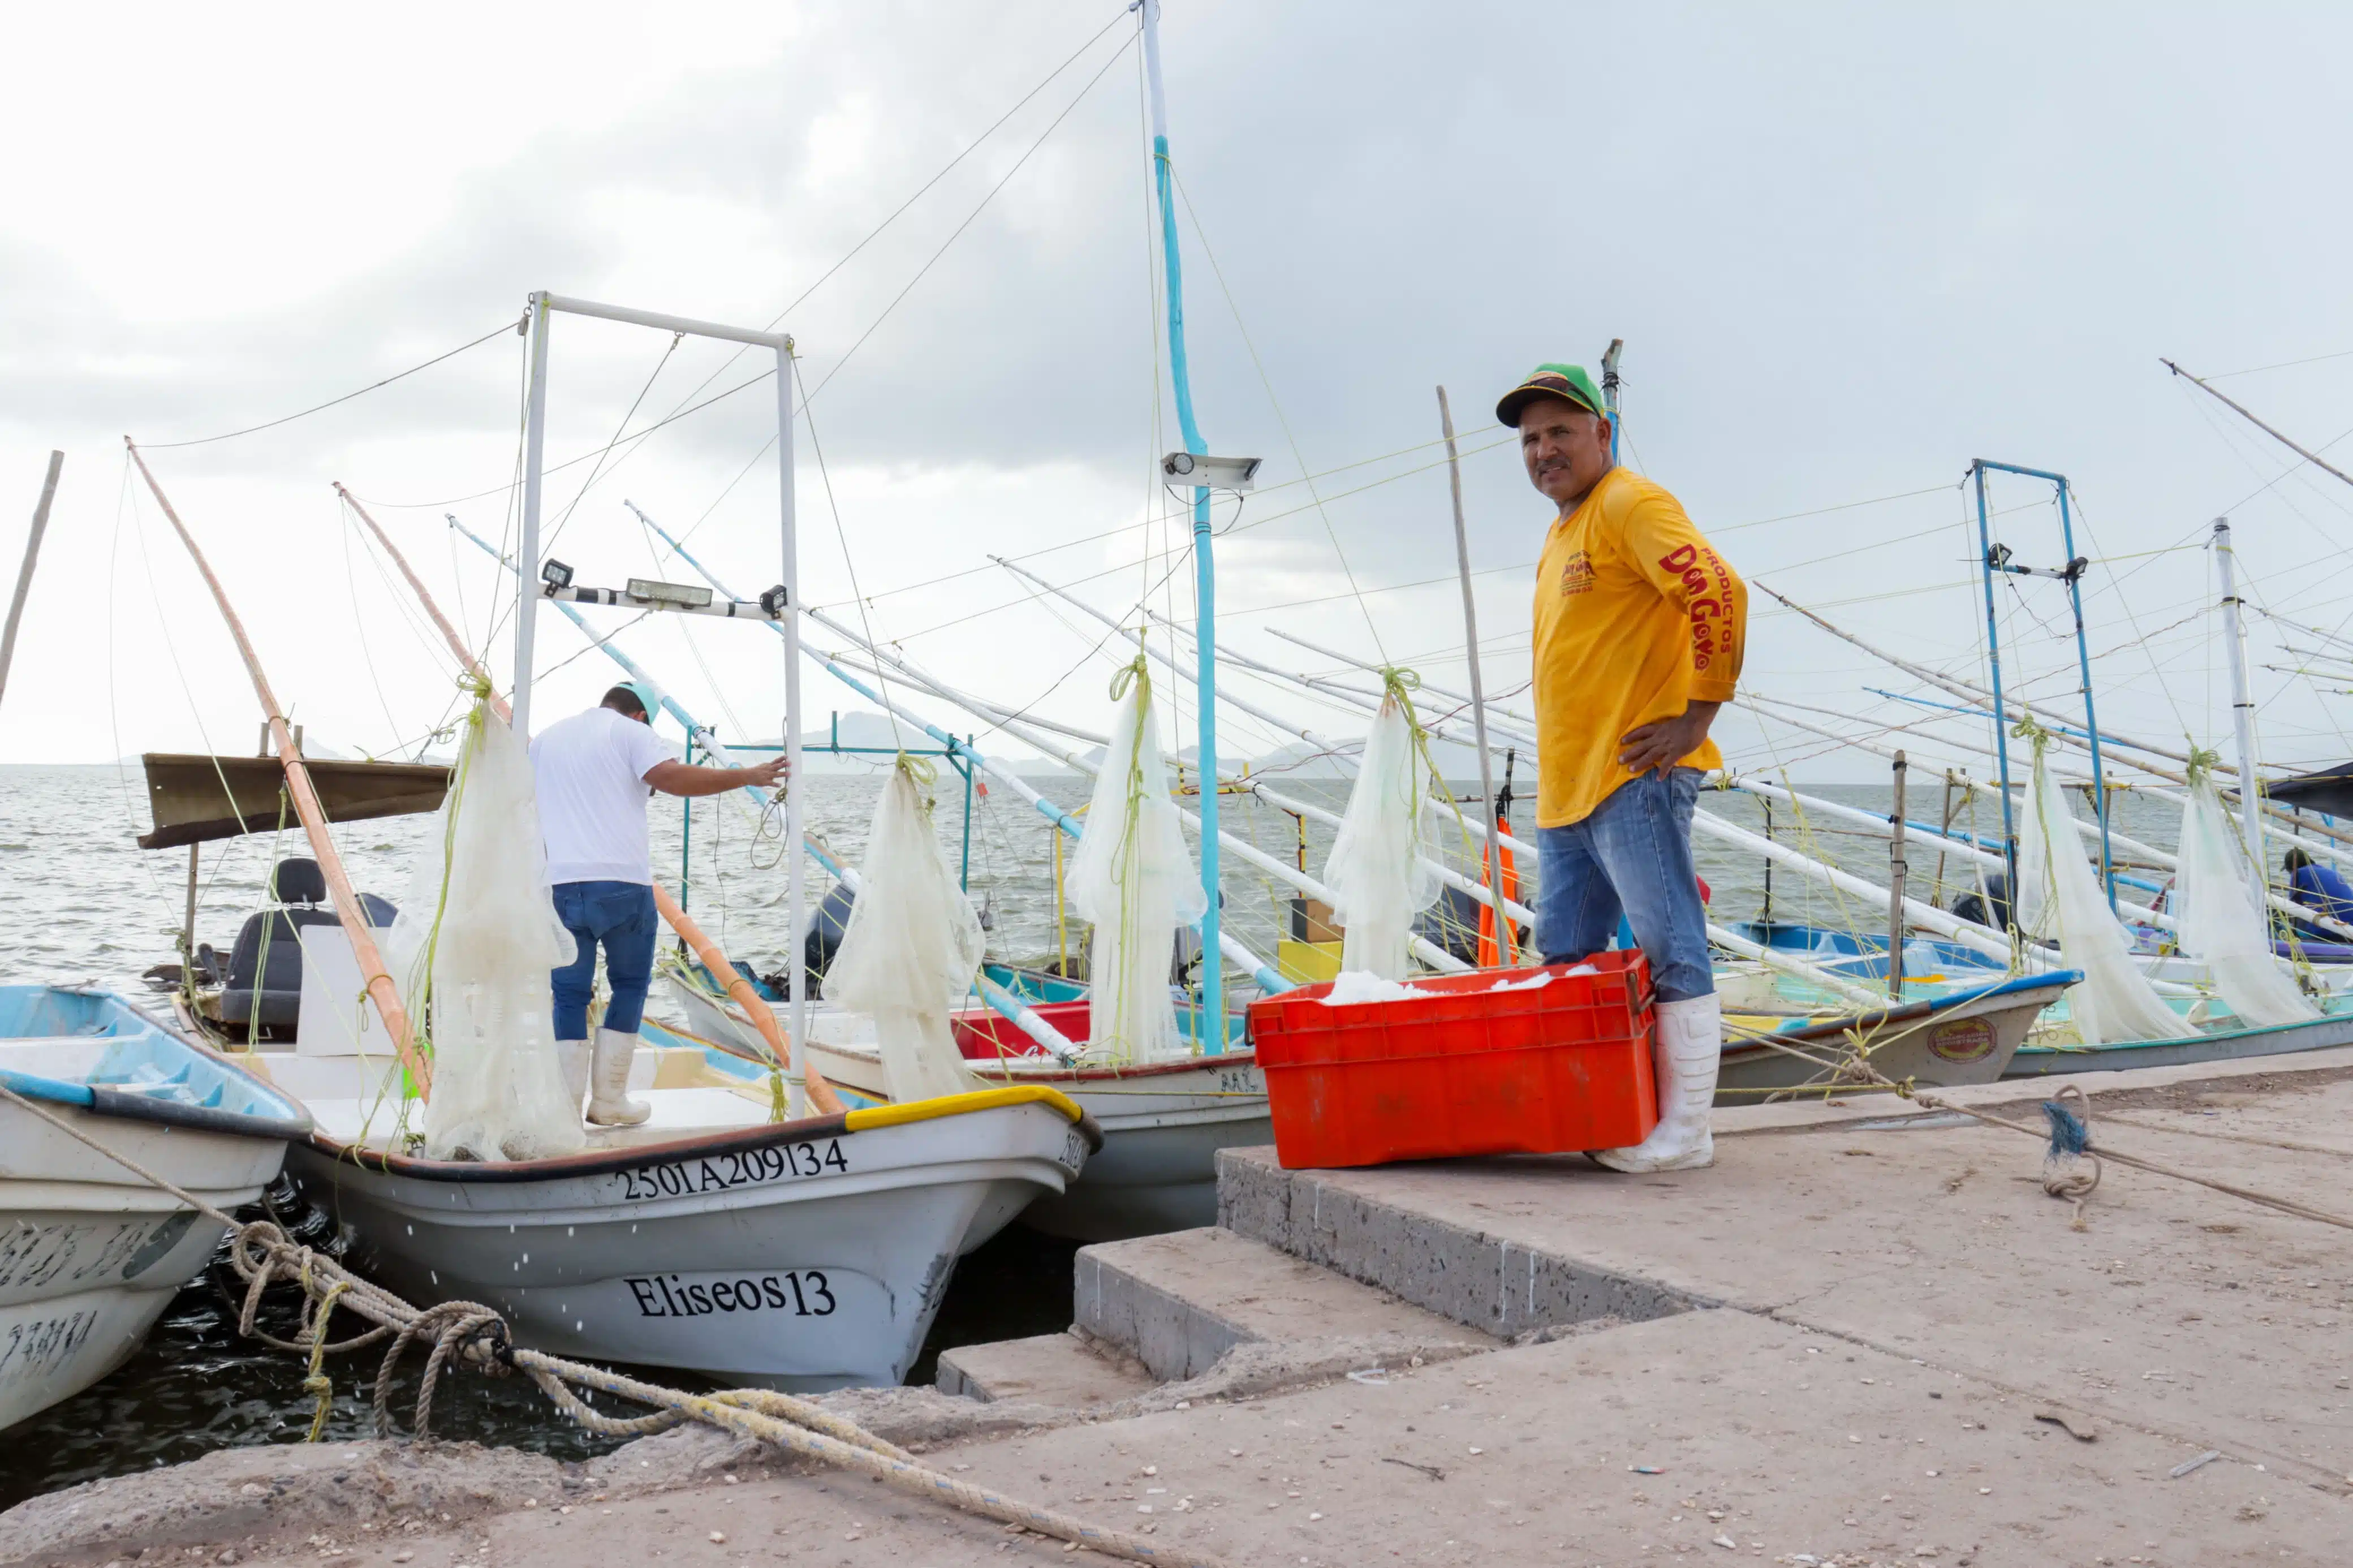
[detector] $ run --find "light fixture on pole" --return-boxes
[1160,452,1261,492]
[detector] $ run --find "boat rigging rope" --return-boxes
[0,1075,1233,1568]
[143,319,519,449]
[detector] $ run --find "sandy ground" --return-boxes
[27,1309,2342,1568]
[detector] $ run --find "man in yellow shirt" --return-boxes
[1498,363,1747,1172]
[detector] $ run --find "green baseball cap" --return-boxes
[1496,363,1607,428]
[606,680,663,721]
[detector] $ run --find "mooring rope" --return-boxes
[0,1078,1234,1568]
[1719,1020,2353,1233]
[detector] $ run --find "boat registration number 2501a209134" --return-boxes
[613,1139,852,1201]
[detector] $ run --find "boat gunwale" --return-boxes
[1757,970,2080,1048]
[299,1090,1102,1184]
[1,984,314,1141]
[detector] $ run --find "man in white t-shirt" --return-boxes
[531,681,786,1126]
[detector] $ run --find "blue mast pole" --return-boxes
[2053,477,2118,910]
[1140,0,1226,1052]
[1971,460,2018,913]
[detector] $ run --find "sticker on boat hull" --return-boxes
[1928,1016,1998,1063]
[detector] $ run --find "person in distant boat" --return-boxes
[1502,363,1748,1174]
[532,682,787,1126]
[2282,846,2353,941]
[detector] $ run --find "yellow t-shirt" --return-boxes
[1531,466,1746,829]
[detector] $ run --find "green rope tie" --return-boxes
[301,1275,352,1442]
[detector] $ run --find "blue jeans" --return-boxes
[550,880,658,1039]
[1535,768,1714,1002]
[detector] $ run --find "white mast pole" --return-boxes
[777,340,808,1116]
[512,292,551,737]
[2214,518,2269,916]
[1437,387,1513,962]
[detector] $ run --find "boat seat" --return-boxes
[271,857,329,906]
[216,907,344,1028]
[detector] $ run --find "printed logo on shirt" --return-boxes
[1559,550,1595,596]
[1660,542,1737,673]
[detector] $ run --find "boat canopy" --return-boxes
[136,752,450,849]
[2263,760,2353,820]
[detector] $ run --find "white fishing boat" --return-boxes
[662,967,1267,1240]
[117,284,1111,1393]
[1716,970,2075,1101]
[0,984,309,1432]
[252,1048,1093,1389]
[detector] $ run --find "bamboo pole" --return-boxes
[2163,358,2353,493]
[336,483,480,680]
[126,441,431,1096]
[341,481,843,1113]
[655,883,844,1115]
[0,450,63,710]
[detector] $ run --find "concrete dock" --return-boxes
[7,1048,2351,1567]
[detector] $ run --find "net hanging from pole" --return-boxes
[386,683,587,1161]
[2174,751,2317,1028]
[1067,656,1203,1064]
[2015,725,2191,1046]
[1321,686,1440,980]
[822,755,983,1102]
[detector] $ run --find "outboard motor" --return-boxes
[1412,882,1484,966]
[800,882,858,992]
[1950,872,2011,933]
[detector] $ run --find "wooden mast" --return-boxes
[127,440,432,1096]
[334,483,480,685]
[0,450,63,710]
[335,480,843,1114]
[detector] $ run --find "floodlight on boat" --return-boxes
[540,558,575,590]
[1161,451,1261,492]
[759,583,791,617]
[627,578,715,609]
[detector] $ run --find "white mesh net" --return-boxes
[387,692,587,1162]
[822,756,982,1103]
[2173,757,2315,1027]
[1321,690,1441,980]
[1067,660,1205,1065]
[2014,731,2191,1045]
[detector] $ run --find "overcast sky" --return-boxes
[7,1,2353,798]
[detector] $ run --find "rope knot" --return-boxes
[1107,651,1150,702]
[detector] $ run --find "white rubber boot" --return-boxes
[1592,993,1721,1173]
[556,1038,592,1114]
[586,1026,652,1127]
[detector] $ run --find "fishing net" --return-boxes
[2014,727,2191,1045]
[386,685,586,1162]
[2173,752,2315,1027]
[1067,657,1204,1064]
[1322,684,1441,979]
[822,755,981,1103]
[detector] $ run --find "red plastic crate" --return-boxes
[1246,951,1658,1169]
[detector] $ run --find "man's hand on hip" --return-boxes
[1619,700,1721,777]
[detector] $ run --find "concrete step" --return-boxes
[934,1331,1156,1407]
[1074,1225,1498,1383]
[1217,1143,1697,1339]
